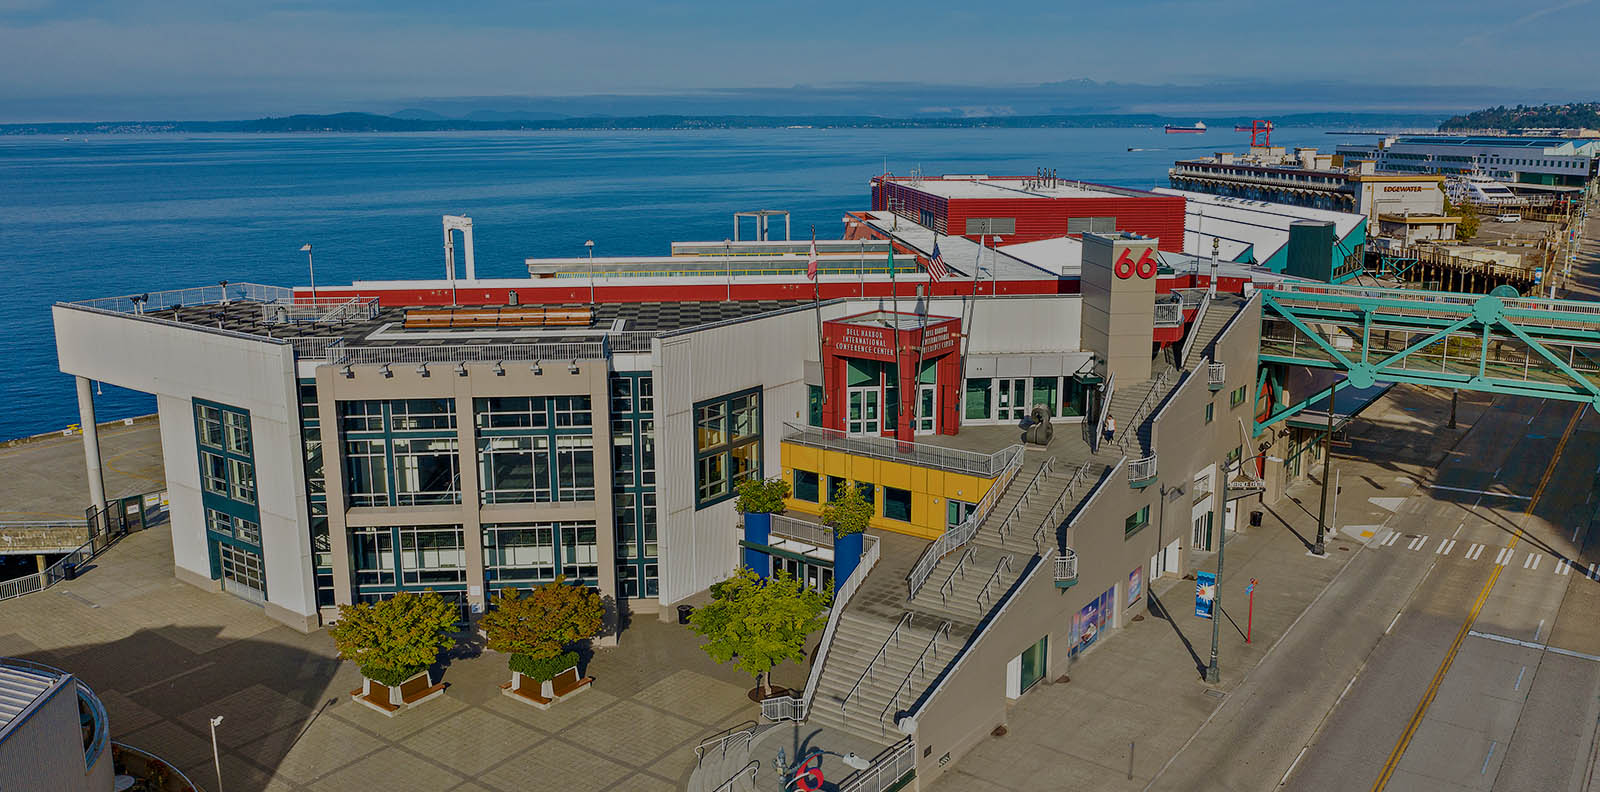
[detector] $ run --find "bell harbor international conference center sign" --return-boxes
[1195,570,1216,619]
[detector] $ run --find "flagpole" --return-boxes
[811,227,826,409]
[914,235,932,436]
[889,240,902,440]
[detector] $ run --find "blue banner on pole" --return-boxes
[1196,570,1216,620]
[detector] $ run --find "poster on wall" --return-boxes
[1128,566,1143,608]
[1195,570,1216,619]
[1070,587,1116,657]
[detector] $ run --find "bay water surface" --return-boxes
[0,126,1353,439]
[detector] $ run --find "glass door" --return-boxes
[947,499,975,529]
[847,387,881,436]
[218,542,267,603]
[996,378,1028,421]
[1019,635,1048,694]
[915,383,937,434]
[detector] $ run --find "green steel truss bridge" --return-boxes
[1256,281,1600,433]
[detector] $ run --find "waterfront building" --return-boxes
[0,658,113,792]
[1334,135,1600,189]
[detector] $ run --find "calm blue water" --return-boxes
[0,126,1351,440]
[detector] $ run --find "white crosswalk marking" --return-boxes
[1525,553,1541,570]
[1496,548,1514,566]
[1436,539,1456,555]
[1558,560,1573,576]
[1383,532,1402,547]
[1589,562,1599,580]
[1466,543,1485,561]
[1408,535,1429,551]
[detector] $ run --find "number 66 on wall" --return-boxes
[1114,248,1158,280]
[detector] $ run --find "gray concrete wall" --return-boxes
[52,305,316,631]
[0,679,109,792]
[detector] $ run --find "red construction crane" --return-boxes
[1232,119,1274,147]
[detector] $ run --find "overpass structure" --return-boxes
[1255,281,1600,433]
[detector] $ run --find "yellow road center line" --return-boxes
[1371,405,1582,790]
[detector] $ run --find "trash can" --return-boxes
[62,561,78,581]
[677,605,694,625]
[1249,510,1263,528]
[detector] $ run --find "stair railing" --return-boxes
[841,612,912,714]
[906,445,1025,600]
[976,555,1013,612]
[936,547,975,605]
[800,535,880,718]
[1030,458,1098,552]
[1180,291,1214,367]
[994,457,1055,544]
[1115,368,1173,455]
[1092,373,1115,452]
[878,622,952,736]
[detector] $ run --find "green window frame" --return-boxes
[1125,505,1150,537]
[1205,403,1214,424]
[1230,385,1248,408]
[794,470,820,503]
[694,387,762,509]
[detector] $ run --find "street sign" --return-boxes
[1245,579,1257,595]
[1195,570,1216,619]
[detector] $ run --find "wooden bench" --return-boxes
[500,667,594,710]
[348,672,445,717]
[550,666,594,700]
[500,675,554,709]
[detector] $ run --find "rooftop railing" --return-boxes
[782,423,1021,479]
[70,282,293,314]
[767,513,835,549]
[1154,297,1184,328]
[288,336,346,360]
[336,340,606,366]
[259,295,380,325]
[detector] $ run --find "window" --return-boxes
[613,420,635,486]
[476,397,548,429]
[1125,505,1150,537]
[694,388,762,508]
[483,523,556,583]
[826,475,847,502]
[390,398,455,430]
[965,378,991,420]
[1031,378,1058,415]
[196,404,224,448]
[858,482,876,511]
[227,458,256,504]
[475,398,595,505]
[561,522,600,580]
[638,377,654,414]
[794,470,820,503]
[206,508,232,537]
[399,525,467,584]
[1205,403,1214,424]
[1227,446,1242,466]
[639,420,655,486]
[884,486,912,522]
[339,400,384,432]
[234,517,261,545]
[554,396,593,428]
[351,526,395,585]
[393,437,460,505]
[223,411,252,455]
[610,377,633,415]
[556,435,596,501]
[1230,385,1248,408]
[479,435,549,504]
[807,385,824,427]
[344,439,389,507]
[201,452,229,495]
[303,431,325,495]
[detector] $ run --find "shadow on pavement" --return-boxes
[1147,589,1206,679]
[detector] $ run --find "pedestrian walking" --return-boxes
[1104,415,1116,442]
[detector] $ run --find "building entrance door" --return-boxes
[915,383,937,435]
[847,386,881,436]
[1019,635,1048,693]
[997,378,1028,421]
[217,542,267,604]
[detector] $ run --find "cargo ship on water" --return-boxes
[1164,121,1206,134]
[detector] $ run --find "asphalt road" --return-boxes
[1286,396,1600,792]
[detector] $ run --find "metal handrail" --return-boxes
[783,422,1022,478]
[767,514,835,549]
[905,445,1026,600]
[337,340,606,365]
[995,458,1055,544]
[977,555,1013,612]
[695,720,759,765]
[842,612,912,714]
[1114,368,1174,454]
[1154,296,1184,327]
[69,282,294,314]
[1093,373,1115,452]
[801,535,880,717]
[936,548,975,604]
[838,737,917,792]
[1031,459,1097,552]
[1208,361,1227,386]
[879,622,952,735]
[712,761,760,792]
[1055,550,1078,584]
[0,489,168,602]
[1180,291,1214,366]
[760,695,806,722]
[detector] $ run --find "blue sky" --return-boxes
[0,0,1594,120]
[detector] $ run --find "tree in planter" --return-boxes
[689,566,830,698]
[821,481,873,589]
[736,476,791,576]
[479,577,605,681]
[329,589,459,687]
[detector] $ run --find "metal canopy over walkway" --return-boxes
[1256,282,1600,429]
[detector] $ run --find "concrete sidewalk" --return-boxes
[927,384,1489,791]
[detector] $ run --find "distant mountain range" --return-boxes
[1439,102,1600,131]
[0,110,1451,136]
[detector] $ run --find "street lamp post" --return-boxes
[300,244,316,302]
[1314,383,1337,556]
[584,240,596,306]
[1206,472,1226,683]
[209,715,224,792]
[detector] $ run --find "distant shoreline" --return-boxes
[0,111,1448,136]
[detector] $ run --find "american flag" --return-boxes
[807,238,818,280]
[926,241,949,282]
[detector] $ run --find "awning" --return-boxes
[1287,381,1394,430]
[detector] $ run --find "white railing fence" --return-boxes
[1154,296,1184,327]
[879,622,952,736]
[1208,361,1227,387]
[760,695,806,722]
[993,458,1055,544]
[976,555,1013,612]
[842,613,912,714]
[839,736,917,792]
[783,423,1021,478]
[799,534,880,718]
[337,341,606,366]
[1180,291,1214,366]
[694,721,760,767]
[905,445,1026,600]
[1128,455,1158,483]
[1093,373,1115,453]
[1055,549,1078,584]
